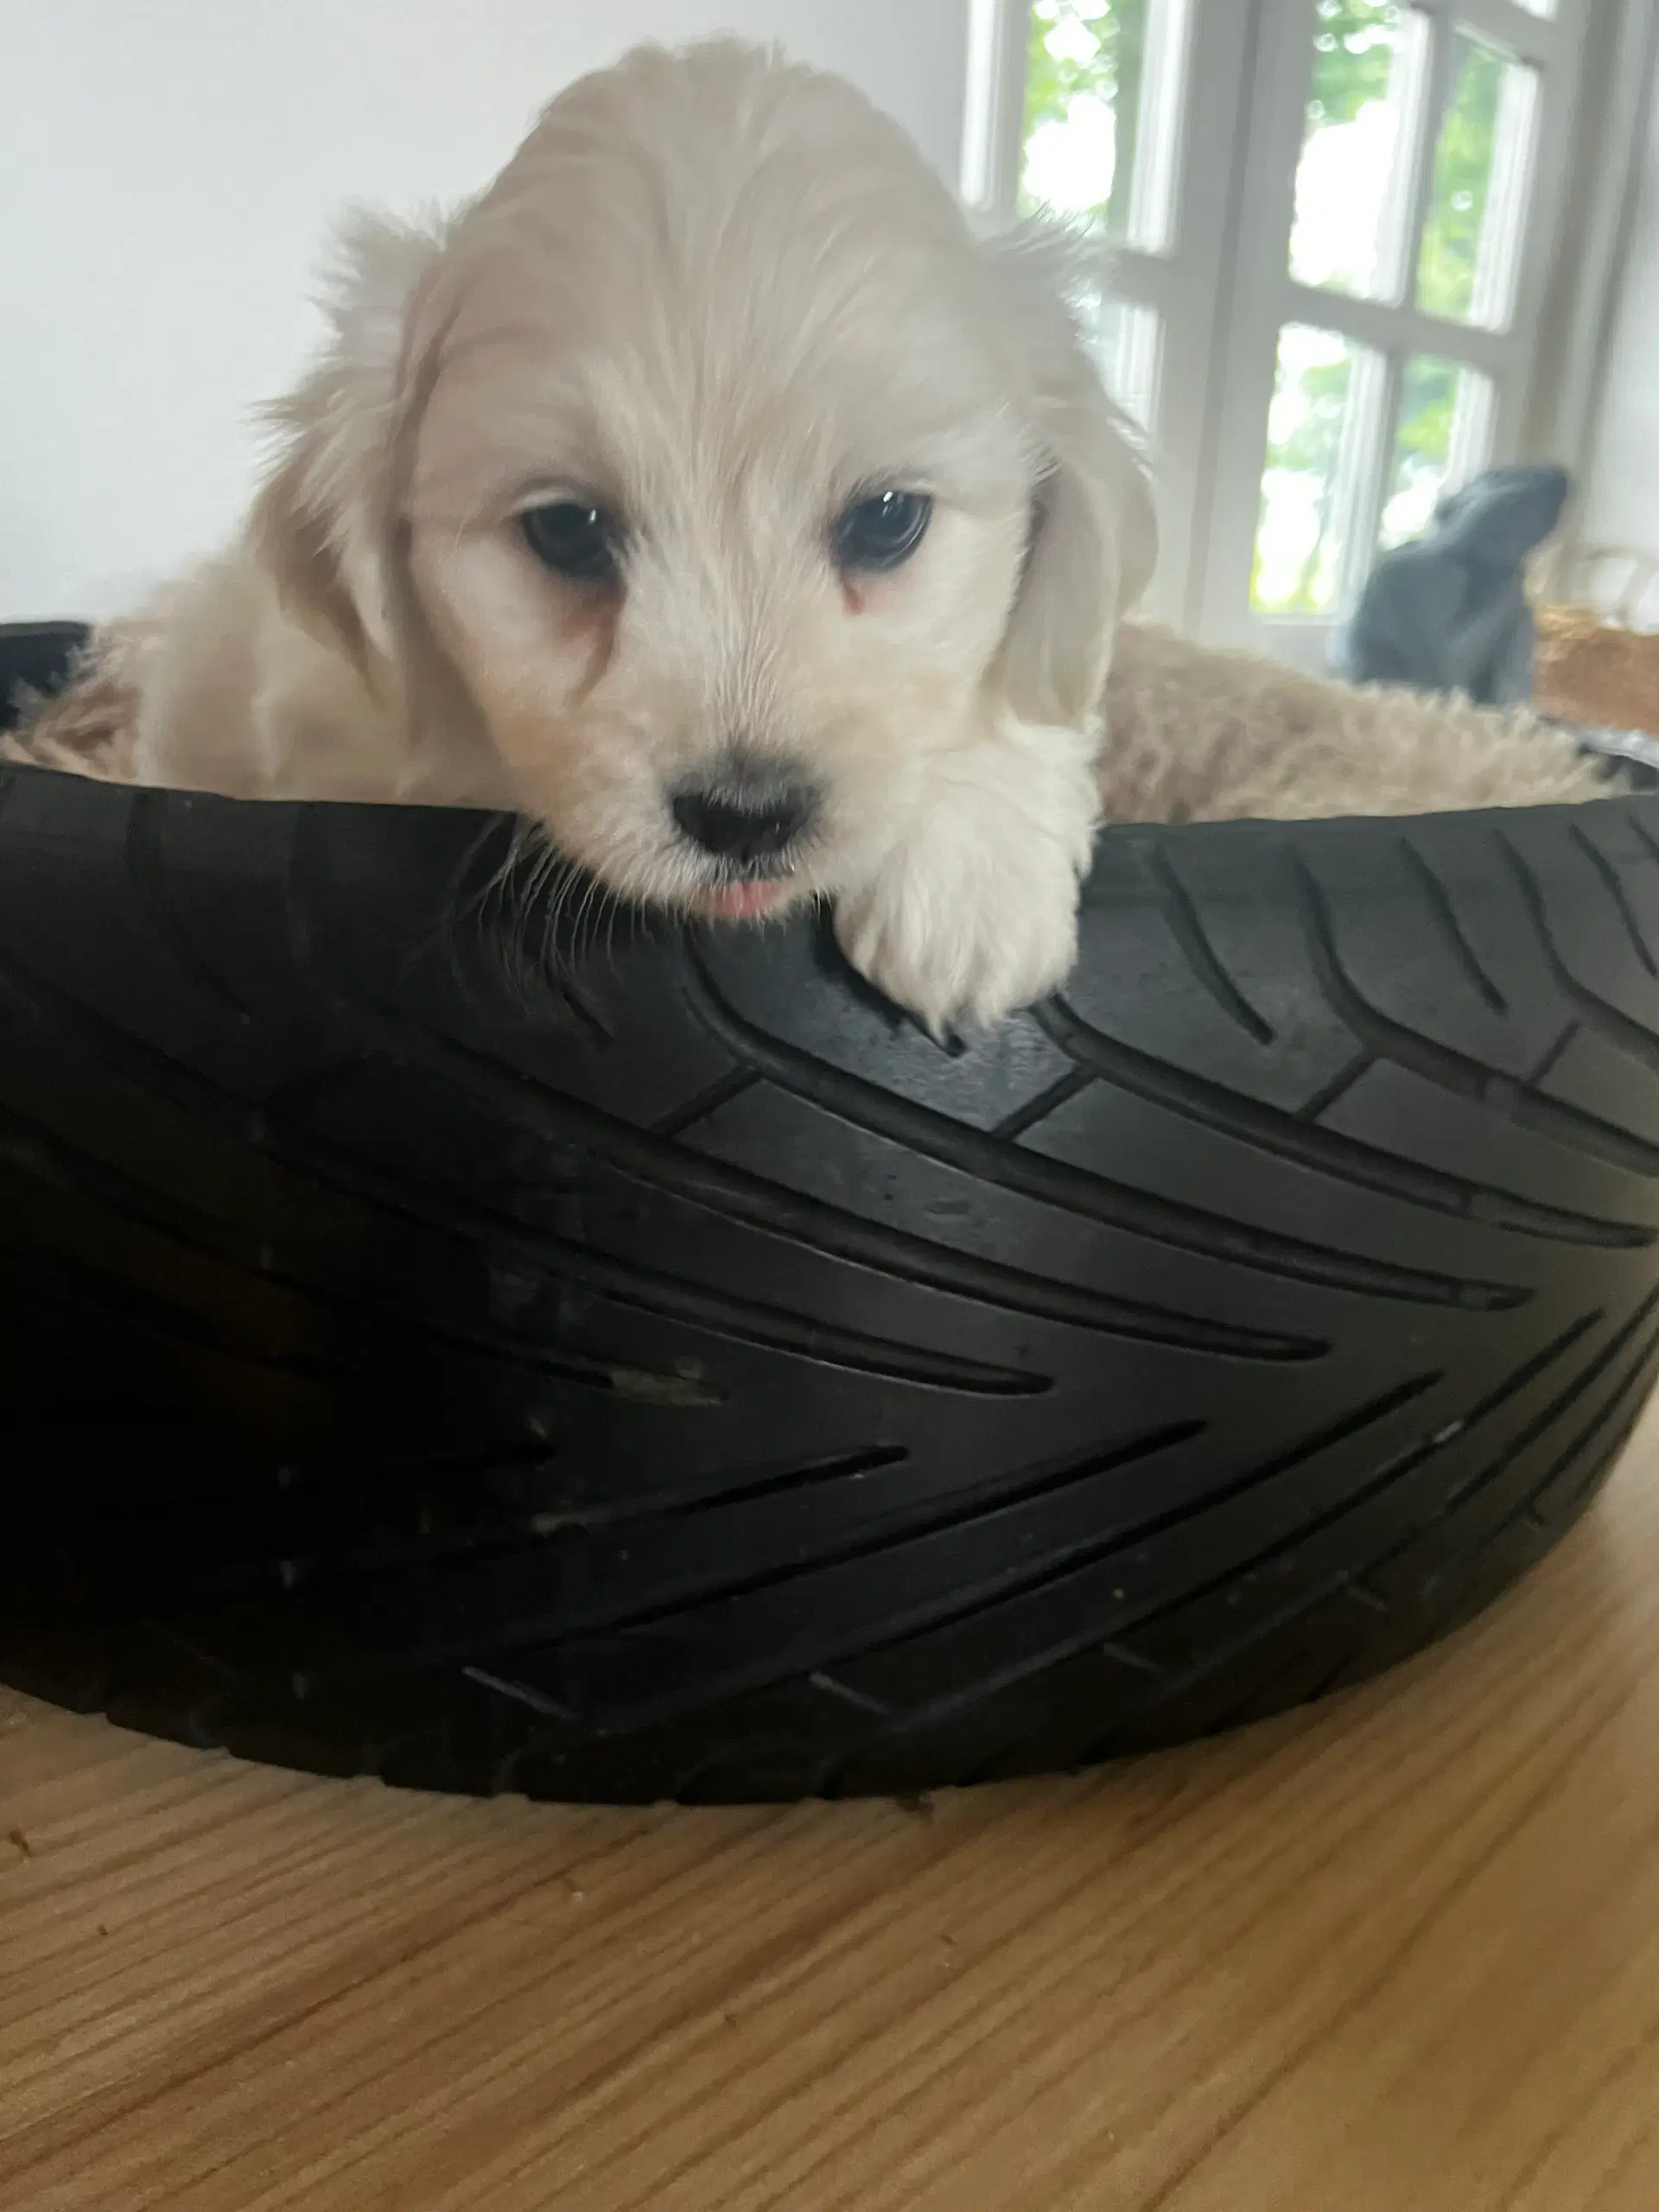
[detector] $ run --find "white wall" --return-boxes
[0,0,969,621]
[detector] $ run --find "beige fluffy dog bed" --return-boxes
[5,617,1613,823]
[1097,624,1610,821]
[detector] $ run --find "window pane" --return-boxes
[1021,0,1192,251]
[1416,30,1540,327]
[1377,356,1495,550]
[1288,2,1430,302]
[1252,325,1385,615]
[1090,299,1162,437]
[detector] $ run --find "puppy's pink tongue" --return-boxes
[701,882,785,921]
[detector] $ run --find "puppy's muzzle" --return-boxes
[671,767,818,873]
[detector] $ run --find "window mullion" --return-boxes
[1190,0,1319,641]
[1278,282,1519,378]
[1103,249,1182,312]
[1412,0,1560,68]
[1338,348,1402,612]
[1400,5,1456,321]
[960,0,1032,216]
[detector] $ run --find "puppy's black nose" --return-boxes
[671,776,817,868]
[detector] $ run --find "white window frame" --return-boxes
[964,0,1659,664]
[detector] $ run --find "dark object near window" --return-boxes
[1337,464,1571,707]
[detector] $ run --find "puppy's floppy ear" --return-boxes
[251,207,454,683]
[980,222,1158,728]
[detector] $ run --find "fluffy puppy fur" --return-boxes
[7,40,1609,1025]
[92,40,1157,1033]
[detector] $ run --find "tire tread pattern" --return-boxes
[3,713,1658,1800]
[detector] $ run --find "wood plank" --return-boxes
[6,1409,1659,2211]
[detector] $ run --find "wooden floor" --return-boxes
[6,1419,1659,2212]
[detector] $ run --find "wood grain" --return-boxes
[6,1410,1659,2212]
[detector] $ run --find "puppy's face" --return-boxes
[401,57,1040,919]
[268,45,1154,919]
[409,370,1030,924]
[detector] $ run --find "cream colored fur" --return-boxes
[5,40,1610,1032]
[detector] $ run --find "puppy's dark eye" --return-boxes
[520,500,622,584]
[832,489,932,574]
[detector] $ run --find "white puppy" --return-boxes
[111,39,1156,1033]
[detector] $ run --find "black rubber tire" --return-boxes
[4,654,1659,1801]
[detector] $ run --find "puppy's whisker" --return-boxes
[600,883,624,971]
[571,863,606,955]
[534,854,575,979]
[470,817,579,1009]
[419,812,528,979]
[526,849,572,963]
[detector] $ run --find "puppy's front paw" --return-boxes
[836,856,1081,1034]
[834,722,1097,1033]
